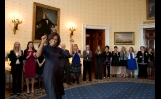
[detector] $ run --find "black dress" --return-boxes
[42,45,71,99]
[147,52,154,68]
[36,55,45,75]
[111,51,120,66]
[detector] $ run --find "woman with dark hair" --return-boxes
[103,45,111,78]
[24,41,37,93]
[136,46,149,78]
[36,43,45,89]
[147,48,154,76]
[36,32,71,99]
[111,46,120,77]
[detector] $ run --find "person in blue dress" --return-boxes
[127,47,137,78]
[36,32,71,99]
[70,40,81,84]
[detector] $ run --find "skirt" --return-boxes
[70,63,81,77]
[127,59,137,70]
[119,60,127,67]
[148,61,154,68]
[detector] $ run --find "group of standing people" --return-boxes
[9,41,45,96]
[95,45,154,79]
[8,32,82,99]
[8,32,154,99]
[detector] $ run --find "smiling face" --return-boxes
[49,35,58,46]
[73,44,78,50]
[14,42,20,49]
[114,47,117,51]
[86,45,89,50]
[28,42,34,49]
[140,46,145,51]
[105,47,109,52]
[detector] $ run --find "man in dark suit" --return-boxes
[36,13,54,39]
[136,46,149,78]
[59,44,72,85]
[83,45,92,81]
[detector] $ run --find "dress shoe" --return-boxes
[17,93,21,96]
[10,93,15,96]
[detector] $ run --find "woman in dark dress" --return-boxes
[36,32,71,99]
[147,48,154,76]
[9,41,23,96]
[95,45,103,80]
[111,46,120,77]
[36,43,45,89]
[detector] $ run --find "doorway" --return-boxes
[144,28,155,52]
[144,28,155,76]
[86,29,105,73]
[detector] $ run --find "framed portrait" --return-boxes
[32,2,60,42]
[146,0,155,20]
[114,32,135,45]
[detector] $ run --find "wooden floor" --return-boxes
[5,70,155,97]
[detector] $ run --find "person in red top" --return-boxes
[24,41,37,93]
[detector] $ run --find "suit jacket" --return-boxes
[36,19,54,40]
[136,51,148,63]
[103,51,111,61]
[9,50,24,66]
[148,52,154,61]
[36,19,54,33]
[83,50,92,61]
[59,49,71,67]
[95,53,103,62]
[120,52,128,60]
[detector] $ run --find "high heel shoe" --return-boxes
[31,89,34,93]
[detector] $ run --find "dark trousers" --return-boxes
[138,64,147,78]
[95,61,102,79]
[104,65,110,77]
[83,60,92,81]
[11,64,23,93]
[60,65,71,84]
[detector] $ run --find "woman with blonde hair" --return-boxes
[70,40,81,84]
[119,46,128,78]
[95,45,103,79]
[9,41,24,96]
[127,47,137,78]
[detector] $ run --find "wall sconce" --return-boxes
[69,27,76,39]
[12,18,22,35]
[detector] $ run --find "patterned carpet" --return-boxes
[5,78,155,99]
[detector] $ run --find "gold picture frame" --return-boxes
[146,0,155,20]
[114,32,135,45]
[32,2,60,43]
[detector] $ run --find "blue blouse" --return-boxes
[72,50,81,63]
